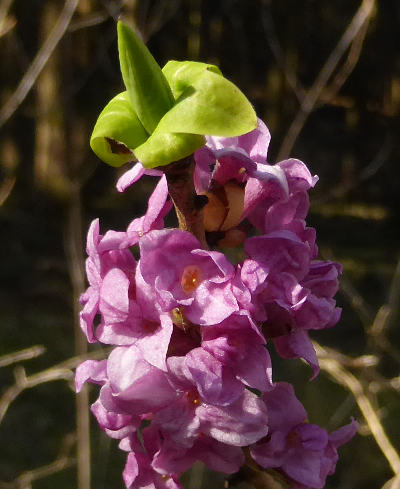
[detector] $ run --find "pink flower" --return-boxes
[250,383,358,489]
[138,229,239,325]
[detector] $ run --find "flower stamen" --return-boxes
[181,265,202,294]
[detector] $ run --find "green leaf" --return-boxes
[134,132,205,169]
[155,68,257,137]
[90,91,148,167]
[162,60,222,100]
[117,21,174,134]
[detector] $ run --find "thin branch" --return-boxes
[386,256,400,326]
[53,346,110,371]
[277,0,375,161]
[319,17,370,106]
[315,342,400,475]
[0,176,16,206]
[0,12,15,38]
[0,434,76,489]
[0,345,46,369]
[145,0,181,41]
[0,0,13,28]
[368,256,400,364]
[64,184,91,489]
[0,0,79,129]
[260,0,305,104]
[67,10,109,32]
[0,348,109,426]
[338,273,375,327]
[313,135,392,205]
[382,471,400,489]
[0,365,73,425]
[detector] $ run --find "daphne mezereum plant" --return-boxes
[75,21,358,489]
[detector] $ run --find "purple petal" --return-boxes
[79,288,99,343]
[116,162,162,193]
[99,268,130,324]
[329,418,358,448]
[185,348,244,406]
[193,146,214,194]
[75,359,107,392]
[274,330,320,378]
[107,346,177,415]
[153,396,200,448]
[123,452,139,488]
[98,230,127,253]
[187,281,238,325]
[262,383,307,433]
[277,159,318,193]
[250,431,287,468]
[86,218,101,256]
[238,118,271,163]
[193,437,245,474]
[91,399,139,439]
[296,423,328,451]
[283,449,324,489]
[197,389,268,446]
[137,314,173,371]
[245,231,311,280]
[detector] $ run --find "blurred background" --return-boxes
[0,0,399,488]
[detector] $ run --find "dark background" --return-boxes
[0,1,399,488]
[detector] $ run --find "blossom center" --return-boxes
[181,265,202,294]
[286,430,301,448]
[186,389,200,405]
[142,320,159,333]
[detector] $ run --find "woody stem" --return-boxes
[164,154,208,249]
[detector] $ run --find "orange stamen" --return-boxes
[181,265,202,294]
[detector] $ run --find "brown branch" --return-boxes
[0,0,15,38]
[313,136,392,205]
[0,433,76,489]
[368,256,400,364]
[0,347,109,426]
[382,472,400,489]
[0,345,45,369]
[0,365,73,425]
[164,155,208,248]
[67,10,109,32]
[0,0,79,128]
[277,0,375,161]
[64,182,90,489]
[319,17,370,106]
[260,1,305,104]
[315,342,400,475]
[0,0,13,27]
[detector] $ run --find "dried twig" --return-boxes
[0,347,108,426]
[64,184,91,489]
[0,365,73,425]
[368,256,400,364]
[277,0,375,161]
[382,471,400,489]
[68,10,109,32]
[0,0,15,38]
[315,342,400,475]
[0,345,45,369]
[260,0,305,104]
[0,0,13,28]
[0,0,79,128]
[386,256,400,329]
[0,433,76,489]
[313,135,392,205]
[319,16,370,106]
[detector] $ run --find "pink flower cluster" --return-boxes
[76,120,357,489]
